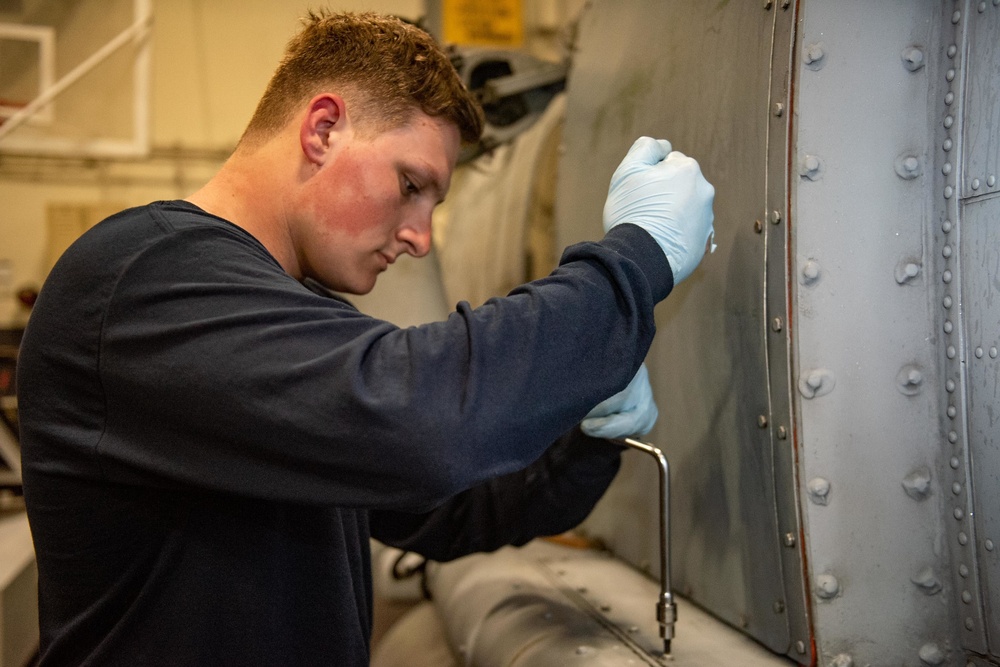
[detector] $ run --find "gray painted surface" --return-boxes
[555,0,806,660]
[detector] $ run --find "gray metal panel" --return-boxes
[939,0,994,658]
[960,4,1000,200]
[556,0,804,658]
[793,0,959,664]
[962,195,1000,657]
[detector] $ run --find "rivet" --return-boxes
[952,10,962,23]
[947,345,956,359]
[989,175,997,187]
[963,590,973,603]
[802,260,821,284]
[773,102,784,117]
[966,617,975,631]
[807,477,831,505]
[944,296,953,309]
[800,154,822,180]
[781,0,790,8]
[976,347,984,358]
[959,531,969,545]
[995,0,999,7]
[945,185,954,199]
[952,482,962,494]
[946,68,956,82]
[600,604,612,612]
[764,0,773,8]
[783,532,796,547]
[990,347,998,358]
[919,642,945,665]
[948,405,957,418]
[911,566,942,594]
[960,564,969,577]
[942,220,953,233]
[943,245,953,258]
[979,1,987,12]
[945,92,955,105]
[772,317,783,332]
[896,155,922,179]
[796,641,806,655]
[944,115,954,128]
[950,456,960,469]
[777,425,788,440]
[758,414,768,428]
[575,645,594,656]
[944,269,953,283]
[972,178,981,190]
[799,368,835,399]
[898,365,923,395]
[804,43,825,69]
[943,162,953,175]
[773,599,785,613]
[902,467,932,500]
[902,47,925,71]
[946,379,956,392]
[949,431,959,443]
[944,138,954,151]
[815,573,840,599]
[832,655,854,667]
[954,507,964,520]
[947,44,957,58]
[945,320,954,333]
[770,210,781,224]
[627,625,639,634]
[754,219,763,233]
[987,539,995,551]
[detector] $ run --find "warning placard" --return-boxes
[443,0,524,48]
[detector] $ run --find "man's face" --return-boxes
[293,112,460,294]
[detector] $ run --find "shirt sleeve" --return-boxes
[369,429,623,561]
[96,222,670,511]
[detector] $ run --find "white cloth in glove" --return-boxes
[603,136,716,284]
[581,363,658,439]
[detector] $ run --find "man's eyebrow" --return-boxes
[406,161,449,203]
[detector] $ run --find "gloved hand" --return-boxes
[603,136,716,284]
[581,363,658,439]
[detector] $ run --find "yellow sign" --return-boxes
[443,0,524,48]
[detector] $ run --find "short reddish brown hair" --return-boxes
[239,10,483,148]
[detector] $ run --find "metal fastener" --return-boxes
[754,219,763,233]
[757,415,768,428]
[773,102,784,117]
[771,317,783,332]
[803,43,825,69]
[777,426,788,440]
[807,477,831,505]
[773,600,785,613]
[902,47,925,71]
[987,539,995,551]
[800,154,822,180]
[902,467,932,500]
[815,573,839,599]
[770,210,781,224]
[783,532,796,547]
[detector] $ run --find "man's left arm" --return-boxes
[370,364,656,561]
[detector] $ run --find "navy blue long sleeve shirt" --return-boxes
[18,200,672,665]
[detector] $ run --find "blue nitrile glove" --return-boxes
[602,136,716,284]
[581,363,658,439]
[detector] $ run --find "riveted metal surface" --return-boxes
[949,9,1000,654]
[933,2,1000,664]
[960,2,1000,199]
[792,1,957,665]
[554,0,804,656]
[961,196,1000,657]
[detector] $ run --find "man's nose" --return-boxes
[397,213,433,258]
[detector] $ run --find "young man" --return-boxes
[17,11,714,666]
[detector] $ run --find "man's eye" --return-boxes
[403,177,419,195]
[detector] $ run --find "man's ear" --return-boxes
[300,93,348,165]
